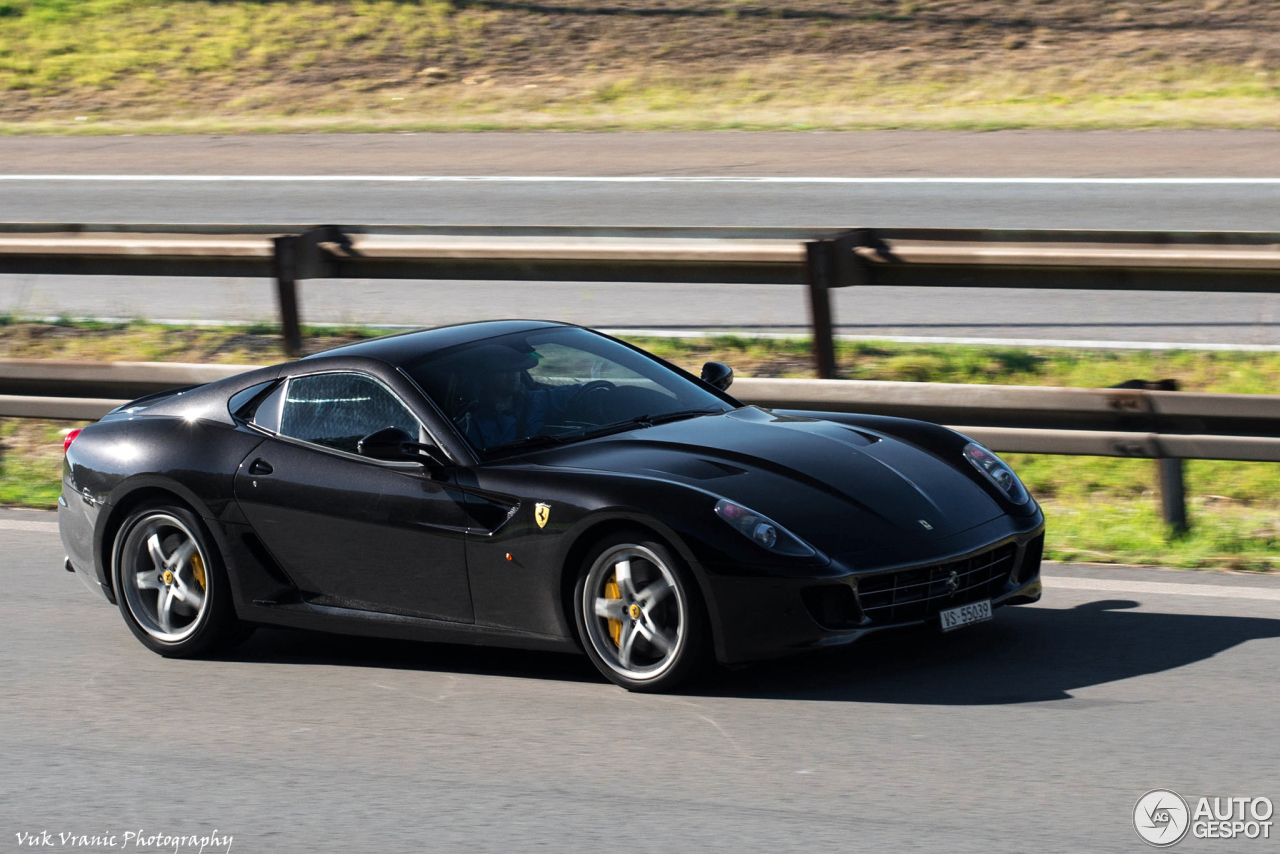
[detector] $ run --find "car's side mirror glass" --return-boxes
[358,427,447,467]
[701,361,734,391]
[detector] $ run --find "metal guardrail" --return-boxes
[3,223,1279,376]
[4,360,1279,462]
[0,394,126,420]
[0,359,255,402]
[7,359,1279,531]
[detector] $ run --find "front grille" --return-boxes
[857,543,1017,626]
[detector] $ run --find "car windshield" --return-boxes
[402,327,734,456]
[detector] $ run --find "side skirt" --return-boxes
[238,598,581,655]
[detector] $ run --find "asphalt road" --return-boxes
[3,131,1279,178]
[2,132,1279,344]
[2,509,1279,852]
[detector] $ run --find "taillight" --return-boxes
[63,428,83,455]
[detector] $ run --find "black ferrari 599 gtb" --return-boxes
[59,321,1044,692]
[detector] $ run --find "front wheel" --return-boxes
[573,531,710,692]
[112,502,252,657]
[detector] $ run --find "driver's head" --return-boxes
[471,345,540,405]
[485,368,522,399]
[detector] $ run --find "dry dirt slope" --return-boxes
[0,0,1276,129]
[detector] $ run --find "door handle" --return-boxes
[249,459,274,476]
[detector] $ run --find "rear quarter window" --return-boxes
[229,381,278,421]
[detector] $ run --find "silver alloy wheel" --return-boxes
[583,544,686,681]
[117,512,210,643]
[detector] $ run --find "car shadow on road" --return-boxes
[220,625,603,684]
[696,599,1280,704]
[214,599,1280,701]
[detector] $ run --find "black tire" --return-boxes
[111,501,253,657]
[573,529,711,692]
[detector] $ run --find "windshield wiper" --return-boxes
[485,432,574,454]
[572,408,724,441]
[645,408,724,426]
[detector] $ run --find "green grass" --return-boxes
[0,418,72,506]
[9,321,1280,391]
[0,454,63,505]
[2,321,1278,570]
[1040,498,1279,571]
[637,335,1280,393]
[1013,456,1280,571]
[0,0,1276,131]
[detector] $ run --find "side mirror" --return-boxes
[701,361,734,391]
[358,427,448,467]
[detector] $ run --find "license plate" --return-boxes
[939,599,993,632]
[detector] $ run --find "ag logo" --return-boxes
[534,502,551,529]
[1134,789,1190,847]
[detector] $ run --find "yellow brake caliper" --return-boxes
[604,573,622,647]
[190,552,207,591]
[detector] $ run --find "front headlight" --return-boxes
[714,499,816,557]
[963,442,1030,505]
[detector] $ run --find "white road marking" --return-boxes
[1042,575,1280,602]
[0,519,60,533]
[0,175,1278,185]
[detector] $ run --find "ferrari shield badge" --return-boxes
[535,502,551,528]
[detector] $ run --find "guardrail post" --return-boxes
[272,235,304,358]
[1157,457,1188,535]
[1113,378,1189,534]
[1150,378,1188,535]
[804,241,838,379]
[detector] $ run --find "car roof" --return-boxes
[302,320,568,367]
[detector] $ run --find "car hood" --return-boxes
[528,407,1005,554]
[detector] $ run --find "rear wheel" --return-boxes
[112,502,252,657]
[573,530,709,692]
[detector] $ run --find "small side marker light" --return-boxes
[505,553,513,561]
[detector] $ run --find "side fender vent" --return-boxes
[241,531,299,590]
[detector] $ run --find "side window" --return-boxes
[278,373,421,455]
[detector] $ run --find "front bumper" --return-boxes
[703,515,1045,664]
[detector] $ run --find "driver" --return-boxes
[456,345,594,450]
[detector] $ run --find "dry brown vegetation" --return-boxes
[0,0,1276,130]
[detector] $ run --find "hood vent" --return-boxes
[839,426,882,446]
[643,458,747,481]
